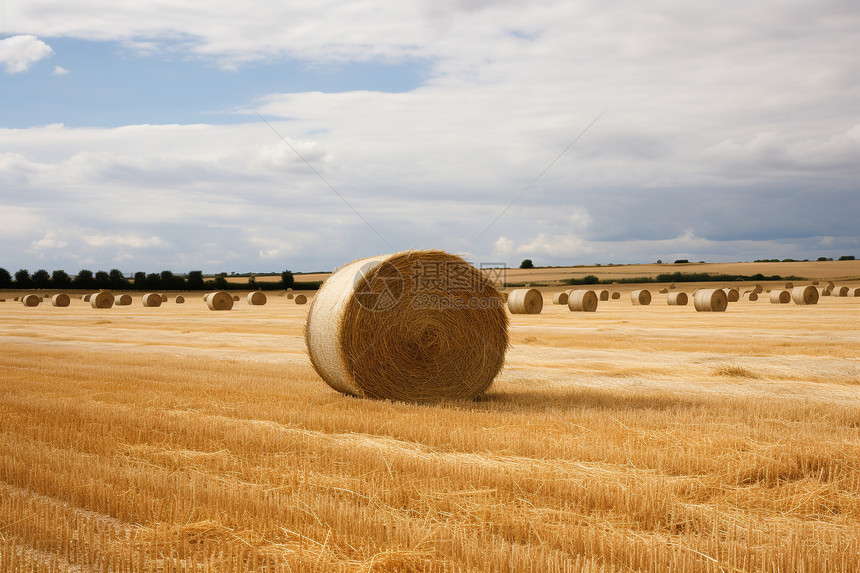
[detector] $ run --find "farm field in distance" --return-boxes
[2,262,860,572]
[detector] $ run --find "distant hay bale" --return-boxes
[232,295,240,301]
[552,291,569,305]
[13,296,20,302]
[833,286,849,297]
[818,287,831,297]
[175,295,185,304]
[294,294,308,305]
[769,290,791,304]
[568,289,598,312]
[658,287,668,294]
[22,294,41,307]
[51,294,70,307]
[304,250,508,402]
[694,289,727,312]
[784,282,794,289]
[247,291,267,305]
[752,284,763,293]
[598,289,609,301]
[90,292,114,309]
[854,288,860,297]
[611,291,620,300]
[748,292,759,301]
[160,294,168,302]
[791,285,819,305]
[287,293,295,299]
[508,288,543,314]
[205,291,234,311]
[114,294,132,306]
[812,280,819,285]
[630,289,651,306]
[827,281,835,289]
[82,294,92,302]
[669,284,676,289]
[667,292,688,306]
[723,288,740,302]
[142,293,163,307]
[43,294,51,298]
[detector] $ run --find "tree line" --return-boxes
[0,268,321,291]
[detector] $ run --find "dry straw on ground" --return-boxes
[770,290,791,304]
[205,291,234,311]
[114,294,132,306]
[142,293,162,307]
[568,289,598,312]
[294,294,308,305]
[21,294,41,307]
[247,291,267,306]
[666,292,688,306]
[51,294,70,307]
[792,285,819,305]
[90,292,114,309]
[630,289,651,306]
[508,288,543,314]
[694,289,728,312]
[305,250,508,402]
[551,291,569,305]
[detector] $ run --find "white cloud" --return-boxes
[0,35,54,73]
[52,65,69,75]
[516,233,594,257]
[31,231,69,250]
[82,234,166,248]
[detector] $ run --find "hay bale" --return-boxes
[114,294,132,306]
[833,286,849,297]
[295,294,308,305]
[667,292,688,306]
[784,282,794,289]
[611,291,620,300]
[748,292,759,301]
[812,280,819,286]
[508,288,543,314]
[90,292,114,308]
[247,291,267,305]
[287,293,295,300]
[630,289,651,306]
[669,284,676,289]
[598,290,609,301]
[769,290,791,304]
[818,287,832,297]
[142,293,163,307]
[43,294,51,298]
[232,295,240,301]
[205,291,234,311]
[51,293,70,307]
[13,296,20,302]
[723,288,740,302]
[160,294,168,302]
[552,291,568,305]
[568,289,598,312]
[853,288,860,297]
[658,287,668,294]
[83,294,92,302]
[827,281,835,289]
[791,285,819,305]
[305,250,507,402]
[694,289,727,312]
[21,294,41,307]
[753,284,763,293]
[175,295,185,304]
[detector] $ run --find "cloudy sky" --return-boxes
[2,1,859,275]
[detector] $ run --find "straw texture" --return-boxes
[51,294,70,307]
[305,250,508,402]
[631,290,651,306]
[114,294,132,306]
[551,292,569,305]
[791,286,819,305]
[507,288,543,314]
[142,293,162,307]
[205,291,234,311]
[90,292,114,309]
[21,294,41,307]
[694,289,727,312]
[769,290,791,304]
[667,292,688,306]
[247,291,267,305]
[567,289,598,312]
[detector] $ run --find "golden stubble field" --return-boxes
[2,277,860,572]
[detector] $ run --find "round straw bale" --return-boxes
[114,294,132,306]
[827,281,835,289]
[791,285,818,305]
[13,296,20,302]
[833,286,849,297]
[305,250,508,402]
[667,292,688,306]
[694,289,727,312]
[160,294,168,302]
[287,287,293,292]
[611,291,620,299]
[753,284,763,293]
[784,282,794,289]
[83,294,92,302]
[508,288,543,314]
[723,288,740,302]
[43,294,51,298]
[51,293,70,307]
[287,293,295,299]
[658,287,668,294]
[769,290,791,304]
[598,289,609,301]
[295,294,308,305]
[90,291,114,308]
[142,293,162,307]
[853,288,860,297]
[552,291,569,305]
[748,292,759,301]
[818,287,831,297]
[232,295,240,301]
[669,284,676,289]
[630,289,651,306]
[22,294,41,307]
[568,289,598,312]
[247,291,267,305]
[175,295,185,303]
[812,280,819,286]
[206,291,234,311]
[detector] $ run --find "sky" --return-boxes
[1,1,859,275]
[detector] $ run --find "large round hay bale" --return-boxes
[247,291,267,305]
[175,295,185,304]
[598,289,609,301]
[833,286,849,297]
[305,250,508,402]
[791,286,819,305]
[90,291,114,308]
[22,294,41,307]
[769,290,791,304]
[752,284,763,293]
[114,294,132,306]
[142,293,163,307]
[723,288,739,302]
[694,289,727,312]
[51,293,70,307]
[551,291,569,305]
[205,291,234,311]
[295,294,308,305]
[508,288,543,314]
[631,289,651,306]
[568,289,598,312]
[748,292,759,301]
[611,291,620,300]
[667,292,688,306]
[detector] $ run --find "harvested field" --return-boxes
[1,283,859,572]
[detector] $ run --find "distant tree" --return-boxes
[519,259,534,269]
[94,271,111,289]
[656,259,663,264]
[145,273,162,290]
[582,275,599,284]
[73,269,95,289]
[0,268,12,288]
[674,259,689,264]
[14,269,31,288]
[214,273,228,289]
[52,270,72,289]
[31,269,51,289]
[817,257,832,262]
[160,270,183,290]
[187,270,204,290]
[109,269,127,289]
[838,255,855,261]
[133,272,147,290]
[281,270,295,289]
[248,275,257,289]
